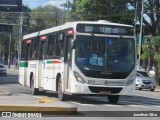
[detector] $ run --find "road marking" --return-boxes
[128,105,139,107]
[71,102,123,107]
[33,96,42,99]
[122,101,160,106]
[105,104,123,107]
[38,97,57,104]
[70,102,96,106]
[136,105,147,107]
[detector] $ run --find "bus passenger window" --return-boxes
[47,45,55,57]
[57,33,64,57]
[30,38,38,59]
[32,50,36,58]
[46,35,56,57]
[55,45,60,56]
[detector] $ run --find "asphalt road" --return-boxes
[0,69,160,119]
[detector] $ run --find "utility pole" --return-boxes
[55,12,58,26]
[18,12,23,68]
[67,0,69,22]
[137,0,144,70]
[8,34,11,68]
[134,0,137,31]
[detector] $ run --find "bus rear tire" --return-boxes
[58,76,68,101]
[31,77,39,95]
[108,95,119,104]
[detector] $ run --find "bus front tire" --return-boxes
[58,76,68,101]
[108,95,119,104]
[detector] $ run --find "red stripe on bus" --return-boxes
[53,60,62,64]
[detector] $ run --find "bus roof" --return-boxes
[23,20,133,40]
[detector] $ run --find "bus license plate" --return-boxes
[99,91,111,95]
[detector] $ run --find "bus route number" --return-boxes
[100,27,118,34]
[88,80,95,84]
[85,26,93,32]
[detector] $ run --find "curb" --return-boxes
[0,104,77,113]
[0,96,77,115]
[0,104,77,115]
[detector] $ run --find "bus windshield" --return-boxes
[75,35,135,73]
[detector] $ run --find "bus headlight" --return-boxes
[74,71,86,84]
[136,79,141,83]
[125,76,135,86]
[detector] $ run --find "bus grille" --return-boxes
[88,86,122,94]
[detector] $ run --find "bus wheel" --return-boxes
[150,88,155,91]
[31,77,39,95]
[108,95,119,104]
[58,76,68,101]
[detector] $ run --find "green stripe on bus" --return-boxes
[20,62,28,67]
[46,60,62,64]
[47,61,53,64]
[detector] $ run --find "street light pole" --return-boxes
[134,0,137,30]
[66,0,69,22]
[138,0,144,70]
[18,12,23,68]
[8,34,11,69]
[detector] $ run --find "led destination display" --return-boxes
[76,24,134,36]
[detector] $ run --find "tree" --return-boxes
[23,5,32,34]
[129,0,160,84]
[28,5,65,33]
[129,0,160,36]
[0,5,30,63]
[69,0,135,25]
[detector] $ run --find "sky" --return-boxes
[22,0,150,24]
[23,0,68,9]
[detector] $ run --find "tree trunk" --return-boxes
[155,52,159,85]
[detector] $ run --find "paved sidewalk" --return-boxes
[0,90,77,116]
[0,66,77,116]
[0,90,12,96]
[5,65,19,75]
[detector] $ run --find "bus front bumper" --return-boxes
[70,81,135,95]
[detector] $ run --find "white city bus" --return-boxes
[19,20,136,103]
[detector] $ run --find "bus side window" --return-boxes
[31,38,38,59]
[46,35,56,57]
[21,41,26,60]
[57,33,64,57]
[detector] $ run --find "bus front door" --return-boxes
[64,36,73,91]
[24,43,30,86]
[37,41,46,90]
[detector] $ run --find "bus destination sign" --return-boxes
[76,24,134,36]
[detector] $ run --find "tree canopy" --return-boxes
[71,0,135,25]
[27,5,65,33]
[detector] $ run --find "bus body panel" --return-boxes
[26,60,37,87]
[19,61,27,86]
[19,20,136,99]
[42,59,64,91]
[68,60,136,95]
